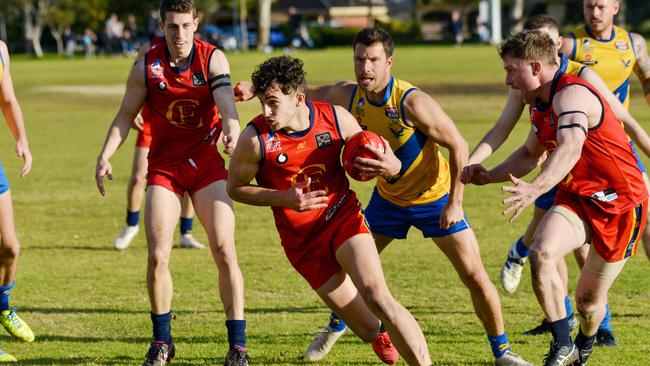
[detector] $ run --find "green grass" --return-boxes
[0,45,649,365]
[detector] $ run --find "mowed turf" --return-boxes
[0,44,649,365]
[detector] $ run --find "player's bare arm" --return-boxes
[482,129,546,186]
[0,41,31,177]
[227,126,328,211]
[503,86,593,221]
[405,90,468,229]
[468,87,525,165]
[631,32,650,107]
[95,57,147,195]
[305,81,357,107]
[209,48,240,155]
[581,66,650,157]
[335,105,401,179]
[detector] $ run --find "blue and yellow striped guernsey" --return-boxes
[348,76,450,207]
[562,54,586,77]
[569,25,637,109]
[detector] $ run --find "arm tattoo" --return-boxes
[632,34,650,97]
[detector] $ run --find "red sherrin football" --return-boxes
[342,130,386,181]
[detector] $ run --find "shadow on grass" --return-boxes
[20,305,325,315]
[25,245,116,251]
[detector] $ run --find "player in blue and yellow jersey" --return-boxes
[560,0,650,270]
[0,41,35,362]
[463,15,650,345]
[237,27,532,366]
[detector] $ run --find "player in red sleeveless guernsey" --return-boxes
[466,31,647,366]
[113,37,205,251]
[227,56,431,366]
[94,1,248,365]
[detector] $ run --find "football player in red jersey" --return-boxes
[227,55,431,366]
[466,31,647,366]
[113,39,205,251]
[94,1,248,365]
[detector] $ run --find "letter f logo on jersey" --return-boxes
[166,99,203,129]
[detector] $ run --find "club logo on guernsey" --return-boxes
[315,132,332,148]
[621,58,632,68]
[192,72,207,86]
[388,120,405,137]
[355,98,365,116]
[151,59,164,79]
[616,41,629,51]
[291,164,327,193]
[385,107,400,119]
[265,132,282,153]
[166,99,202,129]
[276,153,288,164]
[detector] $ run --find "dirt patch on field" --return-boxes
[35,85,125,95]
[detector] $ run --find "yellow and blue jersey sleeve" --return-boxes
[348,76,450,207]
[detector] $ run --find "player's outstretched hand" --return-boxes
[15,139,32,177]
[502,174,538,222]
[355,137,401,180]
[95,157,113,196]
[461,164,491,185]
[233,81,254,102]
[284,178,329,212]
[222,134,237,156]
[132,113,144,131]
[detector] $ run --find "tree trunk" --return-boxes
[257,0,271,51]
[239,0,248,51]
[508,0,524,33]
[0,12,7,42]
[51,29,63,56]
[22,0,44,57]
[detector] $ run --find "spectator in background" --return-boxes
[147,10,163,40]
[83,28,97,59]
[62,27,76,58]
[476,15,490,44]
[450,10,464,47]
[288,6,313,49]
[121,29,137,57]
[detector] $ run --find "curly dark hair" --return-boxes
[251,56,307,97]
[160,0,196,20]
[353,27,394,57]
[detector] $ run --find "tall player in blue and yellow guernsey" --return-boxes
[0,41,35,362]
[286,28,532,365]
[560,0,650,263]
[462,14,650,346]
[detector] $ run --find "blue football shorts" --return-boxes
[0,161,9,195]
[631,141,647,173]
[534,185,558,210]
[364,188,470,239]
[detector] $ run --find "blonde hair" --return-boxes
[499,31,557,66]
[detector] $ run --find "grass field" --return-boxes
[1,44,650,365]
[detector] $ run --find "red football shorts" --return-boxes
[280,195,371,290]
[147,153,227,196]
[554,189,647,262]
[136,122,152,148]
